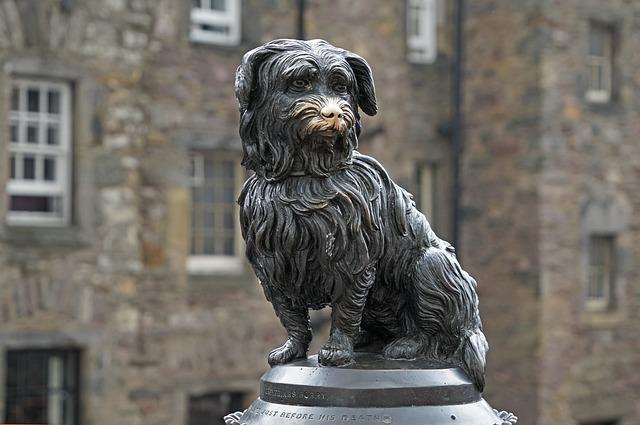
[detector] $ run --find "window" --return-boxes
[586,235,616,310]
[417,163,436,225]
[5,349,80,425]
[190,0,241,46]
[187,152,243,274]
[586,22,614,103]
[406,0,438,64]
[188,392,245,425]
[7,79,71,226]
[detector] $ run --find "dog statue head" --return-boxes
[235,39,377,181]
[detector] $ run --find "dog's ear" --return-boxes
[344,52,377,116]
[235,45,275,114]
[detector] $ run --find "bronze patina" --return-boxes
[228,39,517,425]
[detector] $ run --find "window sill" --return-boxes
[585,90,611,104]
[579,308,624,328]
[189,32,240,47]
[187,256,244,276]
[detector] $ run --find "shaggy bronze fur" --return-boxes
[236,39,488,391]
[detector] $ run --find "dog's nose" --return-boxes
[320,104,343,121]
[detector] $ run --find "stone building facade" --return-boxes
[462,1,640,424]
[0,1,451,425]
[0,1,638,425]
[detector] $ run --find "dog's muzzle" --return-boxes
[290,96,355,140]
[319,104,343,131]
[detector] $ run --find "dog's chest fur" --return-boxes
[239,154,410,308]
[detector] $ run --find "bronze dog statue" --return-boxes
[236,39,489,391]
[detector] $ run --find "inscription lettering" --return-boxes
[253,409,391,423]
[252,407,280,417]
[341,414,392,423]
[263,385,328,402]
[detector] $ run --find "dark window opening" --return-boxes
[580,420,619,425]
[5,349,80,425]
[586,234,616,310]
[188,392,245,425]
[10,195,61,214]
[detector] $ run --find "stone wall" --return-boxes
[0,1,284,424]
[461,1,544,422]
[462,0,640,424]
[0,1,452,424]
[537,1,640,424]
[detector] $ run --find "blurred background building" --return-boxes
[0,0,637,425]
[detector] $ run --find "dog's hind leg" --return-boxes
[265,291,312,366]
[381,301,427,360]
[319,265,376,367]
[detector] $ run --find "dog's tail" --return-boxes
[460,327,488,392]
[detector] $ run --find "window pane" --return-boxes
[223,210,234,229]
[190,154,203,184]
[191,226,199,254]
[48,89,60,114]
[408,16,420,36]
[204,158,215,179]
[10,195,60,213]
[23,155,36,179]
[222,184,234,202]
[223,236,234,255]
[10,121,18,143]
[7,79,71,225]
[194,186,215,203]
[47,124,59,145]
[587,235,615,305]
[200,23,230,35]
[203,234,216,255]
[220,160,234,178]
[44,156,56,181]
[589,26,608,56]
[203,209,215,229]
[27,123,38,144]
[27,88,40,112]
[418,164,436,222]
[589,63,599,90]
[190,155,239,257]
[211,0,226,11]
[11,87,20,111]
[6,350,79,425]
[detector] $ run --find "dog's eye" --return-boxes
[333,83,348,93]
[290,79,309,90]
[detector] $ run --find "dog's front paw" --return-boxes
[318,329,354,367]
[268,338,307,366]
[383,336,424,360]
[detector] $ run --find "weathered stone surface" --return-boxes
[463,1,640,424]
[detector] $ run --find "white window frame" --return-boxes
[406,0,438,64]
[187,152,244,275]
[586,23,613,104]
[418,163,436,224]
[586,234,615,311]
[6,79,72,227]
[190,0,241,46]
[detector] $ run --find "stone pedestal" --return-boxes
[228,353,513,425]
